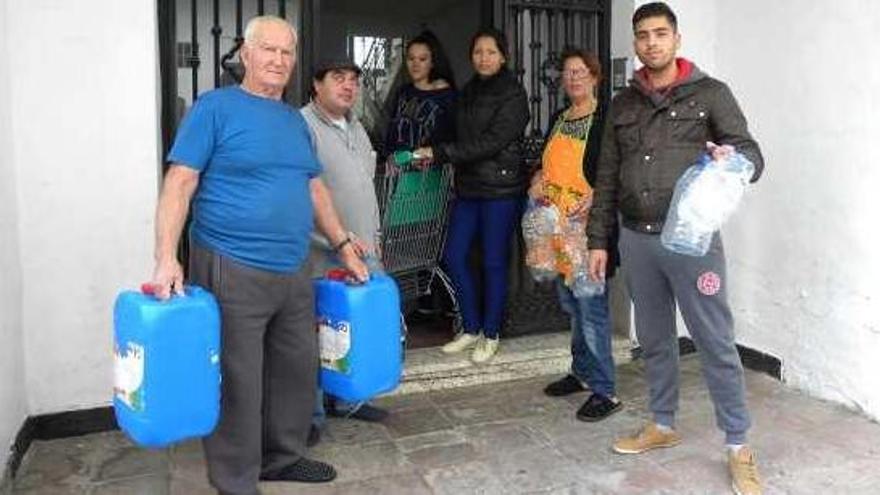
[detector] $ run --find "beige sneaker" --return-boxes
[441,332,480,354]
[612,422,682,454]
[729,446,763,495]
[471,337,499,364]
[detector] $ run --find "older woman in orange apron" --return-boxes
[527,48,622,421]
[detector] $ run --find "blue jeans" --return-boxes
[312,388,366,428]
[312,388,327,428]
[556,279,616,397]
[443,197,522,338]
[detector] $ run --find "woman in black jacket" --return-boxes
[416,27,529,364]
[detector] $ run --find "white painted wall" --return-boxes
[715,0,880,420]
[7,0,161,415]
[611,0,634,63]
[634,0,880,420]
[0,0,27,473]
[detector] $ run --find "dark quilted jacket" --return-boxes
[588,62,764,249]
[434,69,530,199]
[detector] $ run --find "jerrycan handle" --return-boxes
[324,269,371,285]
[140,282,191,298]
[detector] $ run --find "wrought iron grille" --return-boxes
[499,0,610,160]
[158,0,301,159]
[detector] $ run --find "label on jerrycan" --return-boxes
[114,342,146,411]
[318,316,352,374]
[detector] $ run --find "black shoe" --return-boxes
[307,425,321,447]
[576,393,623,422]
[544,374,589,397]
[259,458,337,483]
[327,402,389,422]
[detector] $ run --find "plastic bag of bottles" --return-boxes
[562,216,605,297]
[661,147,754,256]
[522,199,559,282]
[522,199,605,296]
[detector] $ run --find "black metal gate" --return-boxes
[496,0,611,158]
[490,0,612,337]
[157,0,309,160]
[158,0,608,157]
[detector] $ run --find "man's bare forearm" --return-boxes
[310,178,348,248]
[155,165,199,262]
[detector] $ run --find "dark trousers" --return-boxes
[442,197,521,338]
[189,243,318,495]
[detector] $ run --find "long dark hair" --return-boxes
[468,27,510,70]
[405,30,456,90]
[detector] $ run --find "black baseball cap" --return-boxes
[313,58,362,80]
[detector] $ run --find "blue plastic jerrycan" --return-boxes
[113,284,221,448]
[314,271,402,402]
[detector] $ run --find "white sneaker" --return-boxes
[471,337,499,364]
[441,332,480,354]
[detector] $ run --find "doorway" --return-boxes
[156,0,616,348]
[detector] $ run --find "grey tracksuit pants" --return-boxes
[619,228,751,444]
[189,243,318,495]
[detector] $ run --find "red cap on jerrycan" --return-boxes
[325,268,357,283]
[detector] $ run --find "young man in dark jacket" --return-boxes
[587,4,764,494]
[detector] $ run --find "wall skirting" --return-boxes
[3,408,117,485]
[631,336,782,380]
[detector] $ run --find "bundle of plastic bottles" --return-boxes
[522,200,604,297]
[661,148,755,256]
[522,199,559,282]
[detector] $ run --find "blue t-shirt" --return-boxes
[168,86,321,273]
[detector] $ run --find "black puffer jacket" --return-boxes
[434,69,530,199]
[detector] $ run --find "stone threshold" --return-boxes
[391,331,634,396]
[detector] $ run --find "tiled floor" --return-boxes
[10,354,880,494]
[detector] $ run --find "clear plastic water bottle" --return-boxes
[661,152,754,256]
[571,267,605,298]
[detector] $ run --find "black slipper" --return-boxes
[544,374,589,397]
[259,458,337,483]
[576,393,623,422]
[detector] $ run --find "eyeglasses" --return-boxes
[562,68,591,81]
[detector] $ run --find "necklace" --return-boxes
[567,97,597,119]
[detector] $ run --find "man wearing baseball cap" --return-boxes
[301,58,390,446]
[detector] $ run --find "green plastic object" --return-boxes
[391,149,427,167]
[392,150,415,166]
[386,169,445,226]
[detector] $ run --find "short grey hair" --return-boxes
[243,15,297,46]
